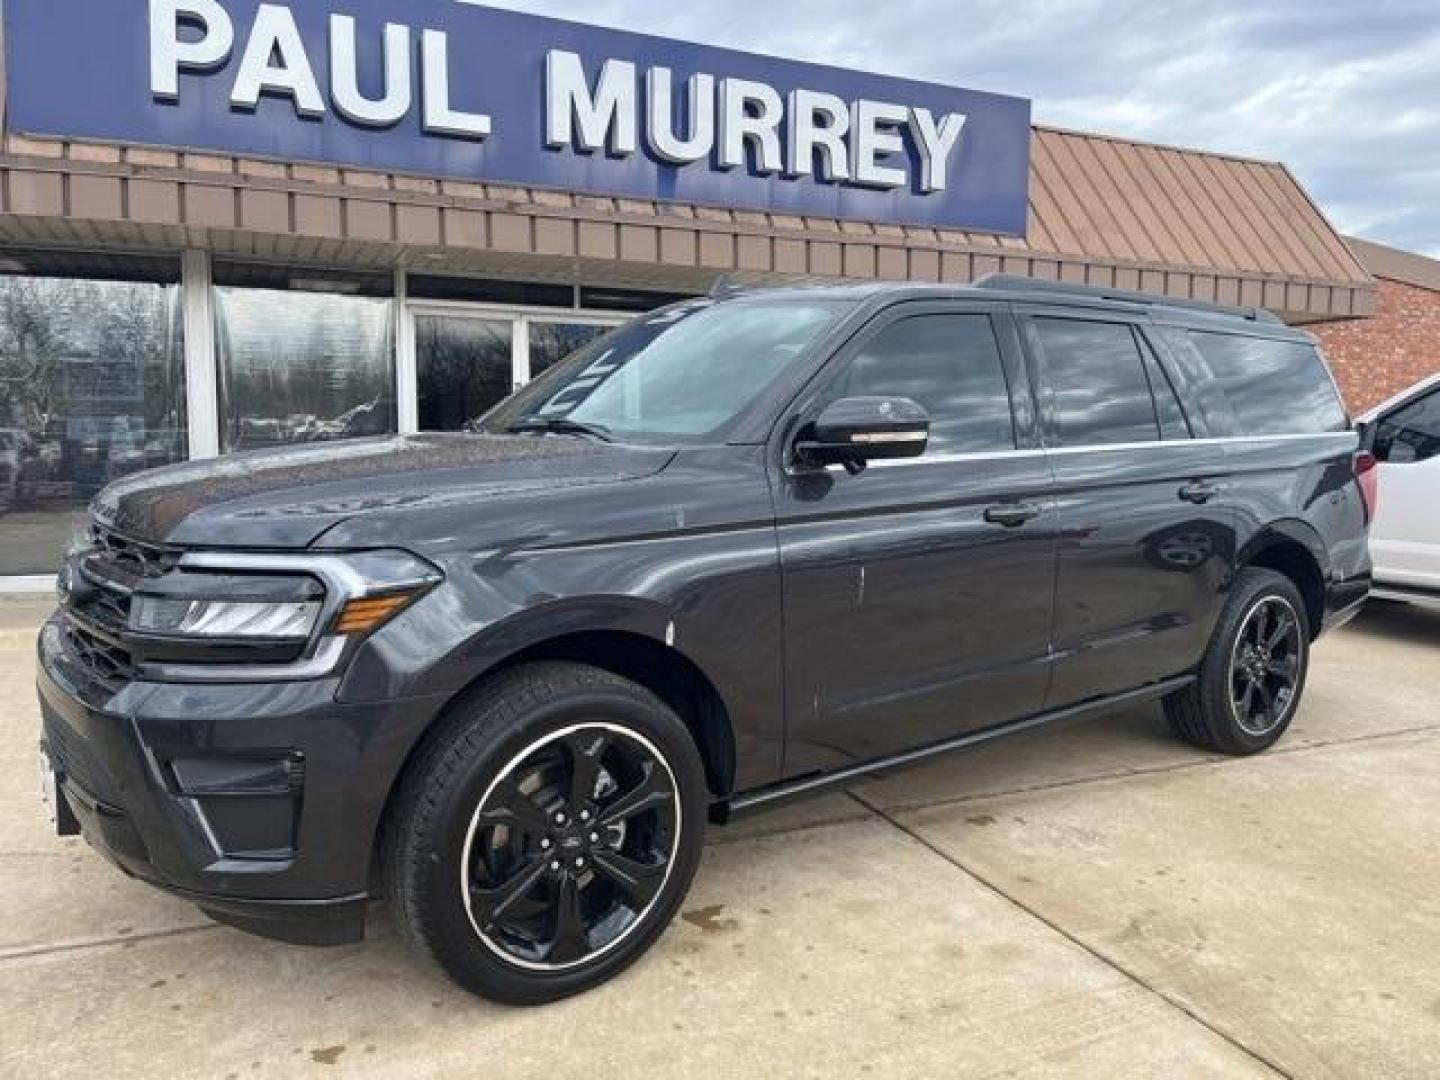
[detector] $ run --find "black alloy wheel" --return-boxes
[463,723,680,970]
[385,661,707,1005]
[1227,596,1303,737]
[1163,567,1310,755]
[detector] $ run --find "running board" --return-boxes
[712,675,1195,823]
[1370,585,1440,609]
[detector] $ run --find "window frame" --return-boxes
[782,299,1032,466]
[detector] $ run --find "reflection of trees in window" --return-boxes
[415,316,512,432]
[0,276,185,455]
[0,273,185,575]
[215,289,396,451]
[0,278,184,442]
[529,322,609,379]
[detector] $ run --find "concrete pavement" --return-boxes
[1,597,1437,1078]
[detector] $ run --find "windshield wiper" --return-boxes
[506,417,613,442]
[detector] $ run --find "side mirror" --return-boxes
[796,396,930,474]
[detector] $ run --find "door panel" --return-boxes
[778,456,1057,770]
[775,303,1056,773]
[1043,444,1234,706]
[1374,456,1440,590]
[1371,385,1440,590]
[1021,309,1235,708]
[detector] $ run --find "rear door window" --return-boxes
[1187,332,1347,435]
[1373,387,1440,463]
[827,312,1015,456]
[1031,317,1160,446]
[1139,332,1192,440]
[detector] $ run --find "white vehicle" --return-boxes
[1360,373,1440,605]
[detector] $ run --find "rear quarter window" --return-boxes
[1187,331,1347,435]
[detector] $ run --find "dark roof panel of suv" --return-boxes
[717,275,1291,334]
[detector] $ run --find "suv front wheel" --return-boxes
[383,661,708,1004]
[1165,567,1311,755]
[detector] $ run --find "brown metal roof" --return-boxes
[0,126,1376,321]
[1343,236,1440,293]
[1023,127,1371,286]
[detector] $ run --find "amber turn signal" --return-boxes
[334,592,418,635]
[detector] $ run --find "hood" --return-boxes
[94,434,676,549]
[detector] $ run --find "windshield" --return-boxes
[477,298,846,444]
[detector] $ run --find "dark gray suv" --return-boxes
[37,277,1372,1003]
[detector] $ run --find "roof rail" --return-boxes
[972,273,1284,324]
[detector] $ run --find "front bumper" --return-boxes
[36,614,450,945]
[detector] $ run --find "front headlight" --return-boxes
[125,551,441,674]
[134,598,322,638]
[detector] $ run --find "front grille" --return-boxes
[60,620,135,688]
[72,573,131,631]
[60,522,176,686]
[90,523,180,583]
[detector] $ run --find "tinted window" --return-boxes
[1188,332,1347,435]
[1140,334,1192,440]
[828,313,1014,455]
[1374,388,1440,463]
[1034,318,1159,446]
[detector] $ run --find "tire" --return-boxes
[1163,568,1311,756]
[382,661,708,1005]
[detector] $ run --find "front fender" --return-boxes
[329,444,786,790]
[338,592,676,703]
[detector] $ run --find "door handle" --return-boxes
[1179,480,1220,505]
[984,502,1042,528]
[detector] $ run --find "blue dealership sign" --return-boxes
[3,0,1032,234]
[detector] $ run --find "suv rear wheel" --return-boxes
[383,661,708,1004]
[1164,568,1310,755]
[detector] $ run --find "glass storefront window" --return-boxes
[0,269,185,576]
[215,288,396,452]
[529,321,614,380]
[414,314,617,432]
[415,315,514,431]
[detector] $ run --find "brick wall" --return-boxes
[1311,277,1440,413]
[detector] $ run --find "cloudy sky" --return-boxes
[475,0,1440,256]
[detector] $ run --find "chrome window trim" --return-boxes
[852,430,928,445]
[866,430,1358,469]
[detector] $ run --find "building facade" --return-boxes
[1311,238,1440,414]
[0,0,1384,585]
